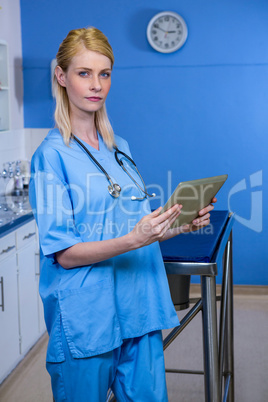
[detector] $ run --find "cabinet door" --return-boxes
[17,241,39,355]
[0,253,20,383]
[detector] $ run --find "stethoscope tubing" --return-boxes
[72,134,155,200]
[72,135,114,189]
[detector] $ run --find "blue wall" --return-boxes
[20,0,268,285]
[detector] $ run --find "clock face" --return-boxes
[147,11,188,53]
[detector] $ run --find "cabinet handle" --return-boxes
[0,245,15,255]
[23,232,36,241]
[0,276,4,312]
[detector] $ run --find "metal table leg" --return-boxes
[224,232,234,402]
[201,275,220,402]
[219,238,230,400]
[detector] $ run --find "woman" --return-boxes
[29,27,214,402]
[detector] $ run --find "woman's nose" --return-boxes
[90,76,101,92]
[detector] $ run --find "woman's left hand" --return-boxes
[160,197,217,241]
[180,197,217,233]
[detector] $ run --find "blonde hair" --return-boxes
[53,27,115,149]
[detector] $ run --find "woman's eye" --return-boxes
[101,72,110,78]
[79,71,88,77]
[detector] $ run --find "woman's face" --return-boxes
[55,47,112,117]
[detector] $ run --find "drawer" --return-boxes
[16,220,36,250]
[0,232,16,262]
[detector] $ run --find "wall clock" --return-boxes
[147,11,188,53]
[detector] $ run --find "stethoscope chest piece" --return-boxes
[108,183,121,198]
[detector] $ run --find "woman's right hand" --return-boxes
[129,204,182,248]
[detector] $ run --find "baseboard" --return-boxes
[190,283,268,297]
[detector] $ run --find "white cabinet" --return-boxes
[0,233,20,382]
[0,40,10,131]
[0,219,46,384]
[16,221,39,355]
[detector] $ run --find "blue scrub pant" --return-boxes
[46,330,168,402]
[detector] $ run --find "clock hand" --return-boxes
[155,26,167,33]
[157,27,177,34]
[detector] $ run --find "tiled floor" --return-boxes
[0,286,267,402]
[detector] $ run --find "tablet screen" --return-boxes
[161,174,228,228]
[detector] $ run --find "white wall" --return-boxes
[0,0,24,129]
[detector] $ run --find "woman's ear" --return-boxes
[55,66,66,87]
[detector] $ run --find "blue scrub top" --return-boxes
[29,129,179,362]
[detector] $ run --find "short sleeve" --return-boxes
[114,135,133,158]
[29,146,82,257]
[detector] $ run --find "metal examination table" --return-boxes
[107,210,234,402]
[160,210,235,402]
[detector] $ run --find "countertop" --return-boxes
[0,190,34,239]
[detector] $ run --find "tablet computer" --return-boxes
[161,174,228,228]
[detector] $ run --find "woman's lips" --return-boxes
[86,97,102,102]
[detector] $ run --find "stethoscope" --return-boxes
[72,135,156,200]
